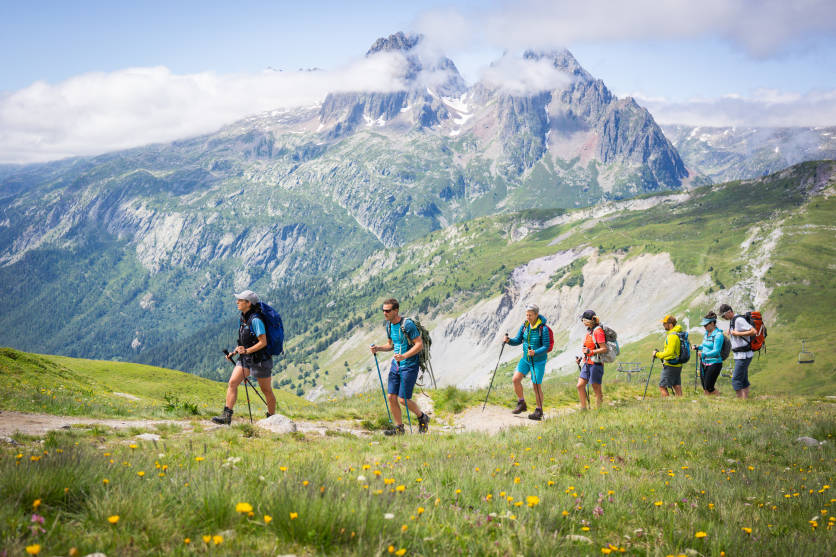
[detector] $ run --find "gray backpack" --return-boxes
[594,325,620,363]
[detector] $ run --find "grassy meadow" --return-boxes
[2,350,835,556]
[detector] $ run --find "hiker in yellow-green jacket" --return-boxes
[652,315,684,397]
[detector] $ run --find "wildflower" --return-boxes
[514,477,521,484]
[526,495,540,507]
[195,456,204,462]
[235,502,253,514]
[695,531,707,538]
[137,471,145,477]
[184,538,191,544]
[202,535,211,543]
[562,510,569,517]
[388,546,395,553]
[415,477,422,482]
[129,444,138,449]
[279,466,287,472]
[654,501,663,507]
[212,535,223,545]
[25,545,41,555]
[31,513,45,525]
[396,550,406,556]
[302,480,309,486]
[102,479,109,485]
[401,524,408,532]
[289,512,298,520]
[384,513,395,519]
[30,456,41,462]
[742,527,752,534]
[32,499,41,509]
[107,515,120,524]
[264,515,272,524]
[602,549,612,555]
[417,507,425,514]
[396,485,406,492]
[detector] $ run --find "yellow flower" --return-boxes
[290,512,298,520]
[396,485,406,492]
[184,538,191,544]
[581,526,590,531]
[388,546,395,553]
[202,535,211,543]
[107,515,120,524]
[235,502,253,514]
[526,495,540,507]
[129,444,138,449]
[212,535,223,545]
[455,489,461,494]
[695,531,707,538]
[417,507,425,514]
[602,549,612,555]
[514,477,521,484]
[395,550,407,556]
[137,471,145,477]
[102,478,109,485]
[195,456,205,462]
[654,501,663,507]
[401,524,408,532]
[32,499,41,509]
[742,527,752,534]
[25,545,41,555]
[415,477,422,482]
[279,466,287,472]
[264,515,273,524]
[302,480,309,486]
[562,510,569,517]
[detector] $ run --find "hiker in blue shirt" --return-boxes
[370,298,430,435]
[212,290,277,424]
[694,311,724,396]
[504,304,548,421]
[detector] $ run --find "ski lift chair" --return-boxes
[798,340,815,364]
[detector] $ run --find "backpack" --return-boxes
[524,321,555,352]
[667,330,691,365]
[593,325,620,363]
[387,317,432,372]
[720,333,732,361]
[730,311,767,352]
[254,301,285,356]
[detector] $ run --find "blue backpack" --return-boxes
[255,302,285,356]
[669,331,690,365]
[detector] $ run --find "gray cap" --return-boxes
[234,290,259,304]
[525,303,539,313]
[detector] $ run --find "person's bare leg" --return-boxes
[512,372,525,401]
[404,397,424,417]
[257,377,276,415]
[592,383,603,408]
[673,385,682,397]
[225,366,247,409]
[659,386,668,397]
[388,393,402,425]
[741,387,749,399]
[577,379,589,409]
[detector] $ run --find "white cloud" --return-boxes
[0,53,409,164]
[478,53,571,95]
[417,0,836,58]
[633,88,836,127]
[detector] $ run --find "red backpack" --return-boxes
[732,311,767,352]
[525,321,555,352]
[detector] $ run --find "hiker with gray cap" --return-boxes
[212,290,277,424]
[504,303,550,420]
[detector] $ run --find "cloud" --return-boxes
[478,53,571,95]
[633,89,836,127]
[416,0,836,58]
[0,53,409,164]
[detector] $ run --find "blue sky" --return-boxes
[1,0,834,163]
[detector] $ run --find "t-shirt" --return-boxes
[388,318,420,368]
[249,317,266,337]
[730,316,753,359]
[583,327,607,365]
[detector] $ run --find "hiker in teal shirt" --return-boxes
[504,303,548,421]
[695,311,724,396]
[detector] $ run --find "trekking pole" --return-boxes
[694,350,699,394]
[223,350,268,406]
[576,357,589,403]
[370,346,394,427]
[482,340,506,412]
[642,356,656,400]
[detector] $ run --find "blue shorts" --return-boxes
[516,358,545,385]
[580,362,604,385]
[387,360,419,400]
[732,357,752,391]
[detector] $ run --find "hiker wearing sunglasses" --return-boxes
[577,310,607,409]
[504,304,549,420]
[370,299,430,435]
[694,311,724,396]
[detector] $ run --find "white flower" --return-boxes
[357,475,367,483]
[384,513,395,520]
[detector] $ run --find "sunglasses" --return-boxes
[382,308,394,313]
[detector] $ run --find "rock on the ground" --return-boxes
[256,414,297,434]
[796,436,820,447]
[0,435,20,445]
[135,433,161,441]
[564,534,593,544]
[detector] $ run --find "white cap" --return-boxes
[234,290,259,304]
[525,303,539,313]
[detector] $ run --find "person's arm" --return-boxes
[394,332,423,362]
[507,324,524,346]
[654,333,678,361]
[584,328,608,357]
[702,331,723,360]
[236,319,268,355]
[730,318,756,337]
[371,338,394,354]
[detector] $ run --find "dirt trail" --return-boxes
[447,404,577,433]
[0,411,218,438]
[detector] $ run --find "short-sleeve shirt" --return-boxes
[249,317,266,337]
[388,318,420,368]
[583,327,607,364]
[731,316,753,359]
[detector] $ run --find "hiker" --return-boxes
[212,290,276,424]
[576,310,607,409]
[370,298,430,435]
[504,304,549,420]
[694,311,723,396]
[718,303,755,399]
[652,315,684,397]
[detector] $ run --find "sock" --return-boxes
[518,399,525,403]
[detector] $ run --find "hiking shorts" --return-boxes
[516,358,546,385]
[238,355,273,379]
[700,362,722,393]
[388,360,419,400]
[732,357,752,391]
[580,362,604,385]
[659,364,682,388]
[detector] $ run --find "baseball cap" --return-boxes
[661,314,676,325]
[580,310,596,320]
[234,290,259,304]
[525,303,539,313]
[700,317,717,326]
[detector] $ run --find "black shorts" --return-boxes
[237,355,273,379]
[700,362,722,392]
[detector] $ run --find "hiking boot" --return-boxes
[511,400,527,414]
[265,412,274,418]
[528,407,543,421]
[211,407,233,425]
[384,424,405,436]
[417,412,430,433]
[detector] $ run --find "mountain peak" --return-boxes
[523,48,592,81]
[366,32,423,57]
